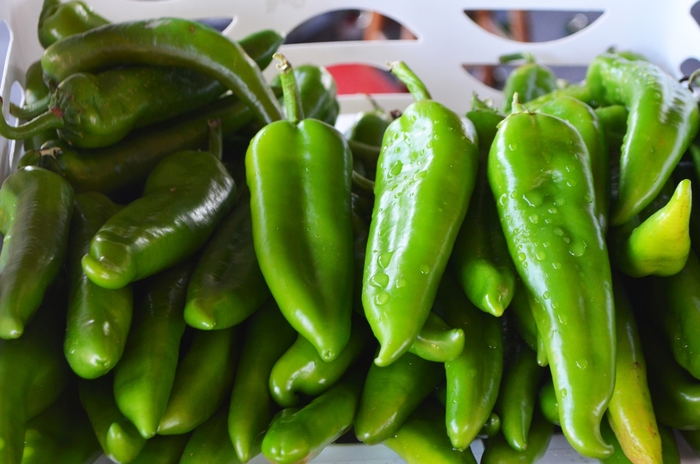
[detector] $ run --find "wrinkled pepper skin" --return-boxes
[437,271,503,451]
[182,406,248,464]
[64,192,132,380]
[0,166,73,339]
[408,311,465,362]
[362,61,479,366]
[480,411,554,464]
[355,350,443,445]
[38,0,108,48]
[269,313,373,408]
[228,300,296,463]
[607,278,663,464]
[488,104,616,459]
[383,398,477,464]
[246,56,353,362]
[0,286,70,464]
[82,147,236,290]
[41,18,282,125]
[158,326,242,435]
[261,367,366,464]
[184,198,270,330]
[112,262,193,439]
[500,53,558,113]
[452,96,515,317]
[586,53,699,226]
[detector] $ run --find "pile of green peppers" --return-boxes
[3,1,700,463]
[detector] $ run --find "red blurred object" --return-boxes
[326,63,408,95]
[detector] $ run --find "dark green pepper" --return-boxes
[489,100,615,459]
[246,55,353,362]
[19,61,55,152]
[586,53,699,226]
[182,405,249,463]
[64,192,132,380]
[37,0,108,48]
[130,434,190,464]
[509,279,548,367]
[344,99,393,178]
[362,61,479,366]
[594,105,628,155]
[0,166,73,339]
[480,411,554,464]
[500,52,558,113]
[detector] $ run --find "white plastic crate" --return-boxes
[2,0,700,462]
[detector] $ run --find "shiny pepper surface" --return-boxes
[246,55,353,362]
[488,103,616,459]
[362,61,479,366]
[37,0,108,48]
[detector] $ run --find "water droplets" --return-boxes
[518,253,527,262]
[548,207,558,214]
[536,250,547,261]
[378,252,393,269]
[529,214,539,224]
[419,265,430,275]
[390,161,403,176]
[576,359,589,370]
[542,291,551,300]
[375,292,390,305]
[560,388,568,398]
[522,190,544,207]
[396,278,408,288]
[552,261,562,270]
[569,240,587,257]
[554,228,564,237]
[370,273,389,288]
[583,194,593,203]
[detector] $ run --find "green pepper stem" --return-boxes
[274,53,304,124]
[0,98,64,140]
[10,95,50,120]
[388,61,431,102]
[352,170,375,193]
[207,118,223,160]
[509,93,529,115]
[499,52,535,64]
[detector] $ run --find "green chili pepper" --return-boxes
[130,434,190,464]
[437,270,503,451]
[0,285,70,464]
[611,179,692,277]
[64,192,132,380]
[246,54,353,362]
[182,405,251,463]
[79,374,146,464]
[362,61,479,366]
[586,53,699,226]
[599,421,680,464]
[269,313,373,408]
[20,61,55,152]
[355,350,443,445]
[489,99,615,459]
[495,335,545,452]
[606,277,663,464]
[0,166,74,339]
[184,197,270,331]
[21,386,100,464]
[480,410,554,464]
[500,52,558,113]
[383,398,478,464]
[509,279,548,367]
[433,385,502,439]
[594,105,628,155]
[344,99,393,178]
[525,83,597,110]
[37,0,108,48]
[40,18,282,125]
[270,63,339,128]
[228,300,296,463]
[408,311,465,363]
[112,262,193,439]
[538,375,559,426]
[261,365,367,464]
[158,325,242,435]
[81,128,236,290]
[451,94,515,317]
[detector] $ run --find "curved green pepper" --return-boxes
[437,270,503,451]
[509,279,548,367]
[82,138,236,289]
[64,192,132,380]
[261,366,366,464]
[408,311,465,363]
[269,313,373,408]
[228,300,296,463]
[158,325,242,435]
[184,198,270,330]
[112,262,193,439]
[246,55,353,362]
[452,94,515,317]
[599,421,680,464]
[594,105,628,155]
[182,405,248,463]
[480,410,554,464]
[538,375,559,426]
[0,166,73,339]
[38,0,108,48]
[586,53,699,226]
[500,52,558,113]
[489,101,615,459]
[130,434,190,464]
[41,18,282,125]
[362,61,479,366]
[525,83,596,110]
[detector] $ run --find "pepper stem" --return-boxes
[509,93,529,114]
[388,61,431,102]
[207,118,223,160]
[10,95,50,120]
[274,53,304,124]
[0,97,64,140]
[499,52,535,64]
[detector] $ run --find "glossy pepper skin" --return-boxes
[437,270,503,451]
[228,300,296,463]
[452,95,515,317]
[182,406,248,463]
[64,192,133,380]
[344,100,392,178]
[41,18,282,125]
[112,262,193,439]
[408,311,465,362]
[129,434,190,464]
[362,61,479,366]
[586,53,699,226]
[489,102,616,459]
[0,285,70,464]
[82,139,236,290]
[480,411,554,464]
[0,166,74,339]
[500,52,558,113]
[37,0,108,48]
[600,421,680,464]
[246,55,353,362]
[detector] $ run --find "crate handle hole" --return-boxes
[325,63,408,96]
[463,64,588,92]
[285,10,417,44]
